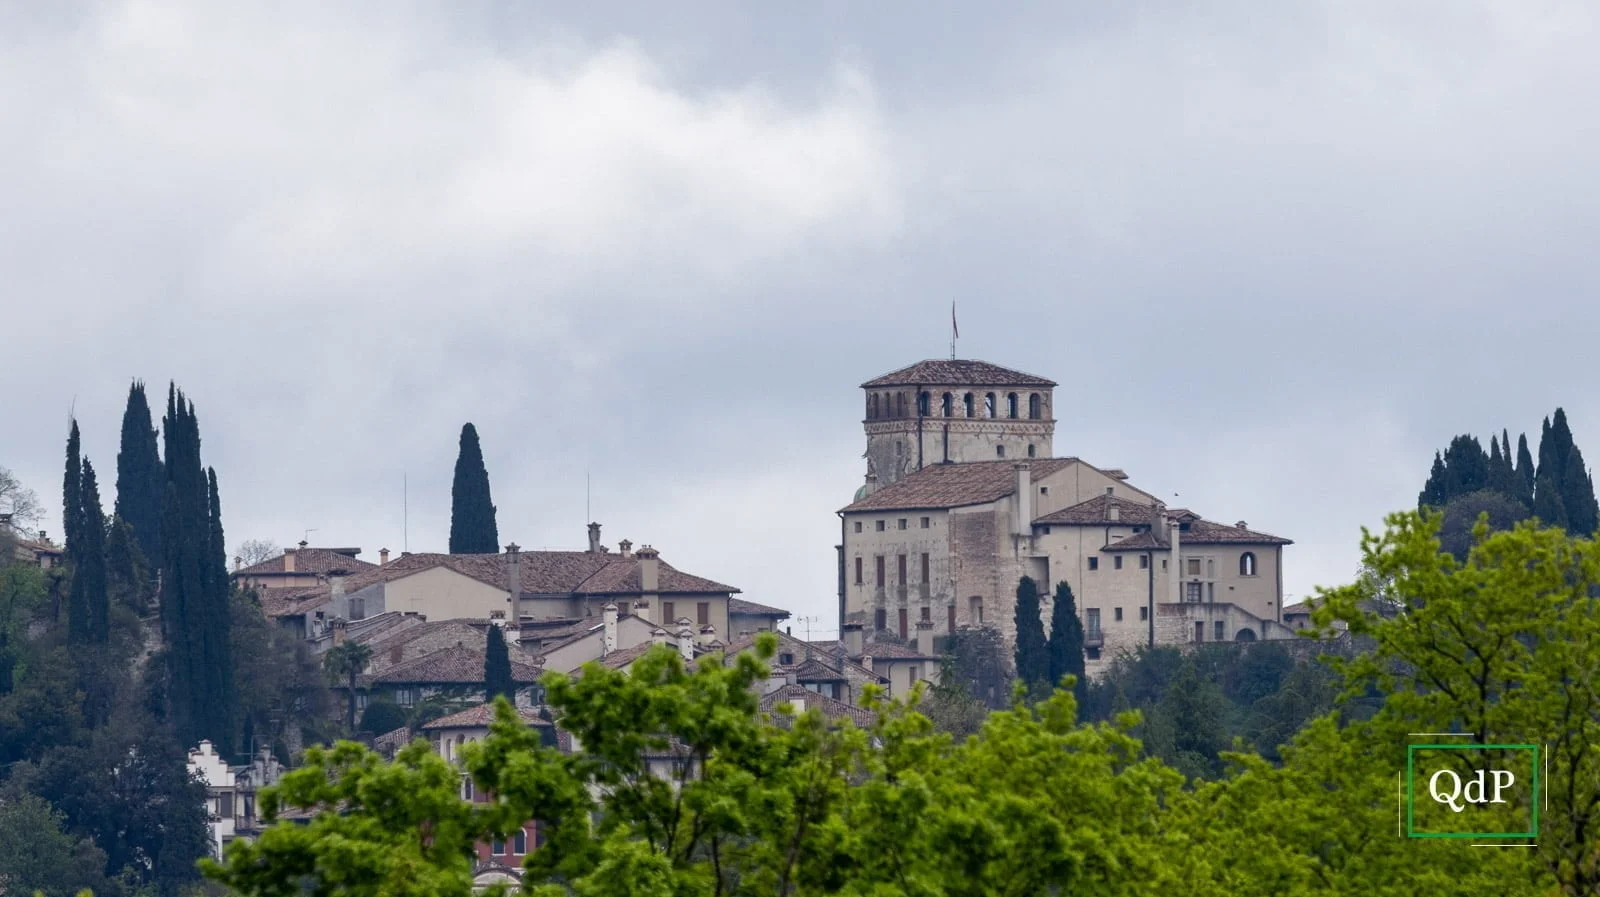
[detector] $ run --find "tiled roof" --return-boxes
[842,458,1080,512]
[369,645,542,686]
[236,547,376,577]
[256,586,329,617]
[728,598,790,618]
[420,702,552,731]
[861,360,1056,388]
[597,642,657,670]
[761,684,876,728]
[373,727,414,756]
[792,658,848,682]
[1282,602,1312,616]
[1100,519,1292,551]
[575,558,738,596]
[860,640,939,661]
[1033,494,1159,526]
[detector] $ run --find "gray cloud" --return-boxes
[6,0,1600,637]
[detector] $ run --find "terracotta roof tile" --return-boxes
[1100,519,1292,550]
[369,645,542,686]
[728,598,790,617]
[1282,602,1312,616]
[236,547,376,577]
[842,458,1080,512]
[256,586,329,617]
[760,684,875,728]
[861,359,1056,388]
[596,642,656,670]
[792,658,848,682]
[1033,494,1158,526]
[860,640,939,661]
[420,703,552,731]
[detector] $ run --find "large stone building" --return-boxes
[839,358,1295,676]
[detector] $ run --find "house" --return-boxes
[727,597,791,639]
[233,542,377,590]
[841,358,1296,676]
[3,522,63,569]
[759,683,877,730]
[186,740,236,858]
[361,642,543,710]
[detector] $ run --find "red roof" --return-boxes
[861,359,1056,388]
[842,458,1080,512]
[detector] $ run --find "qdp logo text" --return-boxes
[1406,744,1539,839]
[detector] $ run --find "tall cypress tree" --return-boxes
[1012,576,1049,694]
[79,460,109,643]
[1419,452,1447,509]
[1535,416,1569,528]
[116,381,165,565]
[160,385,232,754]
[449,423,499,554]
[63,420,83,556]
[1045,581,1086,701]
[1516,433,1536,509]
[485,624,514,703]
[1561,442,1599,536]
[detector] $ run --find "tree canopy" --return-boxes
[449,422,499,554]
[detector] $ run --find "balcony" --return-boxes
[1085,627,1104,648]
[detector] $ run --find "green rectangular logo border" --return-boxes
[1405,743,1539,839]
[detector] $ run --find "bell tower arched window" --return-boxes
[1028,393,1042,419]
[1240,552,1257,577]
[868,394,879,419]
[1007,393,1019,419]
[963,393,974,418]
[917,392,931,416]
[984,392,996,418]
[942,393,953,417]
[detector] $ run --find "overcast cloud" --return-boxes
[5,0,1600,637]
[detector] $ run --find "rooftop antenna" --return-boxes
[303,528,318,545]
[796,615,819,641]
[586,469,591,524]
[403,472,408,553]
[950,301,959,360]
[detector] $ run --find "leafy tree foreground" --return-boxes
[209,511,1600,896]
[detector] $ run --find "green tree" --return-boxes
[0,793,111,897]
[1436,488,1528,559]
[484,623,514,704]
[1012,575,1048,694]
[115,380,165,566]
[1515,431,1536,508]
[1046,580,1086,701]
[324,640,373,735]
[233,587,333,751]
[448,422,498,554]
[62,419,84,558]
[105,515,152,615]
[359,700,410,737]
[940,625,1013,709]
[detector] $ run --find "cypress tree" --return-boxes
[1535,416,1569,528]
[1516,433,1536,509]
[79,460,109,643]
[1012,576,1049,694]
[485,624,514,703]
[449,423,499,554]
[1419,452,1447,509]
[106,515,151,614]
[1561,443,1599,536]
[116,381,164,565]
[204,467,234,747]
[1045,581,1086,702]
[63,420,83,556]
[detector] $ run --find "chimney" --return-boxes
[331,618,347,647]
[637,545,660,594]
[1108,505,1120,523]
[505,543,522,609]
[1166,506,1182,605]
[864,472,879,496]
[602,602,619,656]
[650,626,670,646]
[587,523,602,554]
[842,622,864,657]
[283,548,296,573]
[38,530,48,543]
[379,548,389,566]
[1236,521,1247,530]
[233,556,242,572]
[675,619,694,662]
[618,539,633,559]
[331,572,348,616]
[1013,462,1032,536]
[915,619,935,657]
[859,653,873,673]
[299,540,309,549]
[698,623,716,647]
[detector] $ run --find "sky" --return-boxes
[5,0,1600,639]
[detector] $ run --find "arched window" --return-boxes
[896,393,907,417]
[1006,393,1019,419]
[1027,443,1036,458]
[942,393,953,417]
[917,392,930,416]
[1028,393,1041,419]
[984,393,996,418]
[868,394,879,419]
[1240,552,1257,577]
[963,393,974,417]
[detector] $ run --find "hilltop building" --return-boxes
[841,359,1295,675]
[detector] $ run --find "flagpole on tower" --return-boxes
[950,301,959,359]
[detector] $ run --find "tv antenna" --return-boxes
[795,615,820,641]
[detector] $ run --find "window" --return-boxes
[898,518,908,530]
[1105,486,1114,495]
[697,602,710,625]
[396,688,416,707]
[492,839,506,856]
[514,830,527,854]
[917,392,931,416]
[948,604,957,633]
[462,778,474,801]
[1114,555,1123,570]
[664,601,676,622]
[1086,608,1101,635]
[1187,558,1202,576]
[1039,486,1048,495]
[896,393,906,417]
[853,559,862,585]
[1240,552,1257,576]
[1088,557,1099,571]
[350,597,365,619]
[1139,555,1149,569]
[984,393,996,418]
[996,445,1006,458]
[920,516,931,528]
[895,440,903,456]
[920,553,930,583]
[1207,559,1215,578]
[909,664,922,682]
[868,394,878,419]
[969,595,983,624]
[874,608,887,631]
[1086,646,1101,660]
[1042,525,1051,534]
[1214,620,1225,640]
[942,393,953,417]
[1207,582,1215,602]
[897,554,907,585]
[1028,393,1042,419]
[779,652,795,665]
[876,520,886,532]
[1139,606,1148,621]
[1186,582,1203,602]
[1114,607,1123,622]
[898,608,908,639]
[875,556,886,588]
[920,605,931,622]
[963,393,974,417]
[1006,393,1019,418]
[1027,443,1036,458]
[854,521,862,533]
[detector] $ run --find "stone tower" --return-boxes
[859,359,1057,491]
